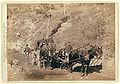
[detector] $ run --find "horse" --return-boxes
[68,49,85,73]
[80,45,103,77]
[50,53,63,70]
[62,46,102,77]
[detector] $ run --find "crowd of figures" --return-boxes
[23,37,103,77]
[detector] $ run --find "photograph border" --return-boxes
[0,0,119,84]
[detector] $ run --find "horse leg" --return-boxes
[84,65,88,77]
[50,67,54,70]
[83,63,90,77]
[50,63,55,70]
[60,63,64,70]
[42,60,45,68]
[50,60,55,70]
[43,61,46,69]
[80,63,84,76]
[69,62,74,73]
[49,60,52,68]
[37,60,39,68]
[66,63,69,70]
[81,65,85,77]
[46,61,49,69]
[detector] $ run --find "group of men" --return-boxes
[23,37,56,68]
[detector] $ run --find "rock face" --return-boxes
[7,3,115,80]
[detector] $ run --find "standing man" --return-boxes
[32,47,41,67]
[23,44,31,63]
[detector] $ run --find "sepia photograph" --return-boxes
[3,2,117,81]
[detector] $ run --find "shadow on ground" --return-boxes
[73,64,102,74]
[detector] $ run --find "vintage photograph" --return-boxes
[6,3,115,81]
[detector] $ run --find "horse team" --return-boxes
[24,39,103,77]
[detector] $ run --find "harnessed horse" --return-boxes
[80,46,103,76]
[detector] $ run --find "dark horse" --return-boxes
[50,53,63,70]
[68,46,102,77]
[68,50,85,73]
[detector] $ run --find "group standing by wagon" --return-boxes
[23,37,103,76]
